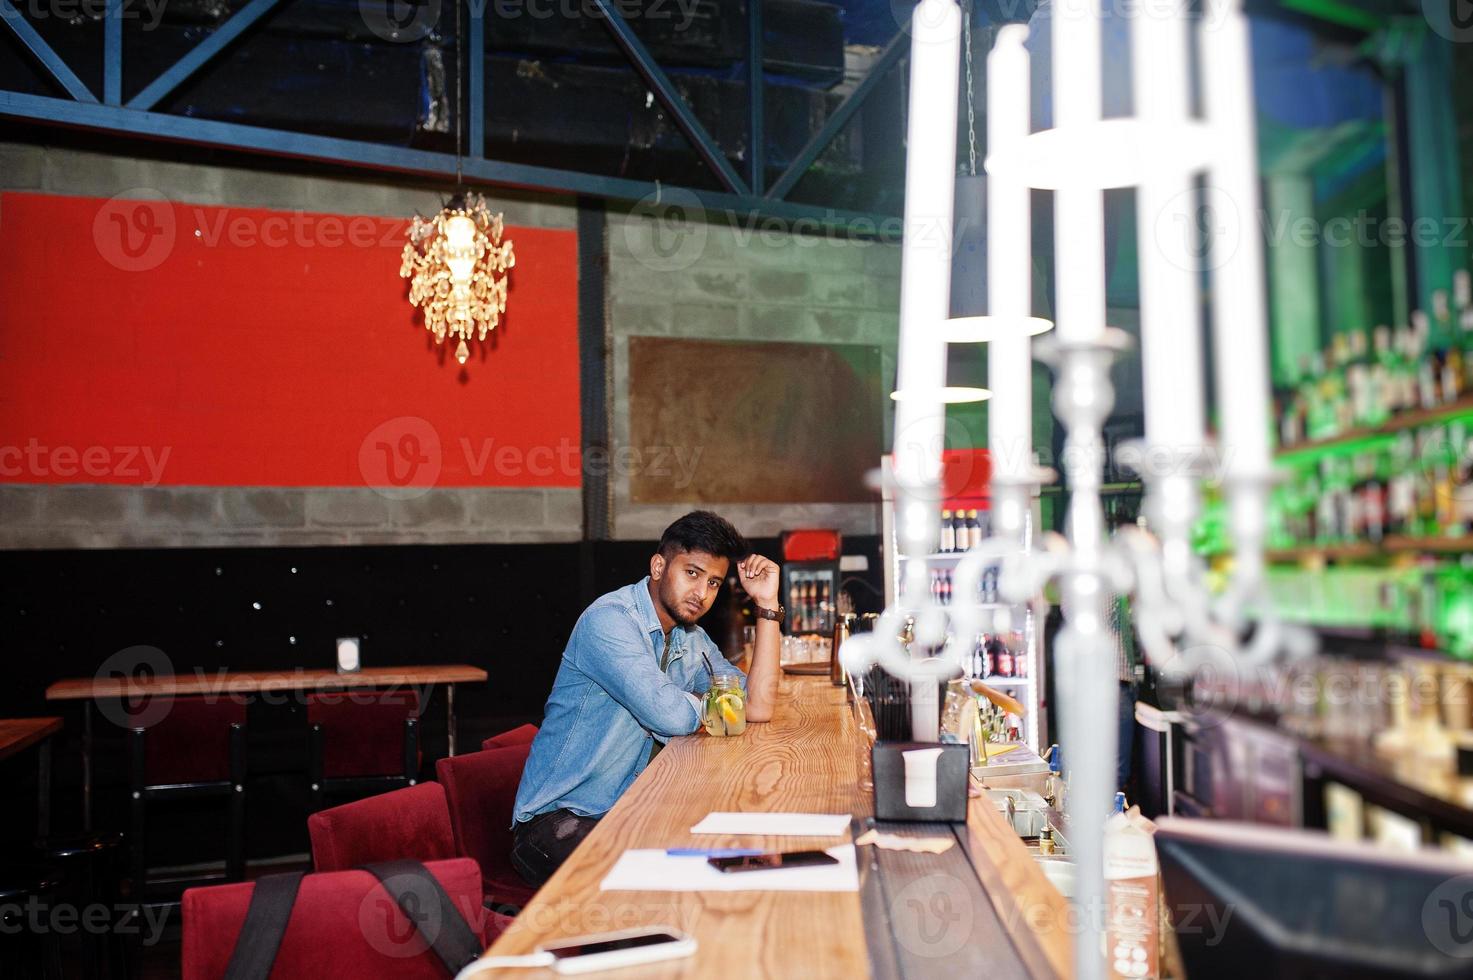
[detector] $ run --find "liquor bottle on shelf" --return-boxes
[1346,329,1371,427]
[1456,270,1473,393]
[1323,336,1349,436]
[1388,433,1416,537]
[1434,424,1460,537]
[940,509,955,554]
[1433,291,1463,404]
[1411,312,1441,410]
[993,636,1015,678]
[1363,451,1387,544]
[1370,325,1396,425]
[1392,325,1417,414]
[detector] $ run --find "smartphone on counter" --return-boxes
[538,927,696,974]
[707,849,840,873]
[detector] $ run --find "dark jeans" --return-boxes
[510,808,602,888]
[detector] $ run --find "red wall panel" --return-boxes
[0,192,580,488]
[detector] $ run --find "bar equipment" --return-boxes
[839,1,1316,975]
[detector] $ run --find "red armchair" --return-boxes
[436,743,537,911]
[307,782,456,873]
[181,858,486,979]
[480,723,538,752]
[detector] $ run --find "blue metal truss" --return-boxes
[0,0,909,235]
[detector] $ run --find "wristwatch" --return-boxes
[753,603,785,624]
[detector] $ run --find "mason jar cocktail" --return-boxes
[703,677,746,736]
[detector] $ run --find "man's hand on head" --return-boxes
[738,554,781,607]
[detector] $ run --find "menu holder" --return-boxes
[872,741,970,822]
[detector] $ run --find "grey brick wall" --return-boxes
[1,142,906,550]
[605,203,902,540]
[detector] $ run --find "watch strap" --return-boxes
[754,604,785,623]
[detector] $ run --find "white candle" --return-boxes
[986,25,1033,482]
[1134,0,1205,457]
[1052,0,1105,344]
[892,0,962,555]
[1204,0,1271,475]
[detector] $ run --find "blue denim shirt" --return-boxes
[513,577,746,824]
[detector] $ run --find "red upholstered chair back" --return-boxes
[436,743,536,908]
[306,689,420,779]
[481,723,538,752]
[307,782,456,873]
[128,696,247,786]
[181,858,485,980]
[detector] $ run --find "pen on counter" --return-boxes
[665,848,763,858]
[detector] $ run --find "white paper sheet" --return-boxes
[600,845,858,893]
[688,812,852,837]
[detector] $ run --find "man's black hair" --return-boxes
[657,511,749,563]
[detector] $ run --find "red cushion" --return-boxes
[307,782,456,873]
[436,744,537,909]
[181,858,484,980]
[481,723,538,751]
[307,689,419,779]
[129,696,247,786]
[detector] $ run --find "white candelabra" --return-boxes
[842,1,1315,977]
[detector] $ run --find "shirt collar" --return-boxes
[633,576,691,659]
[633,576,665,639]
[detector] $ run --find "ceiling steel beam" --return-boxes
[0,90,899,239]
[766,24,911,202]
[589,0,750,197]
[127,0,288,112]
[1,0,98,103]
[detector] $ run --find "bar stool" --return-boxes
[306,689,420,809]
[32,831,132,980]
[0,862,63,980]
[128,697,247,902]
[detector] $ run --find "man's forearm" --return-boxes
[743,618,781,722]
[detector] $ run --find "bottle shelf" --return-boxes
[899,552,1001,564]
[1276,395,1473,464]
[1265,534,1473,563]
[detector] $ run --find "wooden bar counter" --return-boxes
[478,675,1072,978]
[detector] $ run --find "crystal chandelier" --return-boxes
[400,193,515,365]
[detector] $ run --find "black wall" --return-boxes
[0,535,882,859]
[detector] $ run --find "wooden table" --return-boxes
[478,675,1072,978]
[46,665,487,829]
[0,716,63,836]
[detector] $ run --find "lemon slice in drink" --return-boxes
[717,694,742,726]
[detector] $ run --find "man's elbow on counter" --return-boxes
[745,704,774,724]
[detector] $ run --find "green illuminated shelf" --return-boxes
[1265,535,1473,563]
[1276,396,1473,465]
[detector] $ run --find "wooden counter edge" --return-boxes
[960,793,1074,979]
[0,716,65,761]
[45,665,488,700]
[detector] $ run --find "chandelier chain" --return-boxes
[963,0,977,177]
[455,0,464,185]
